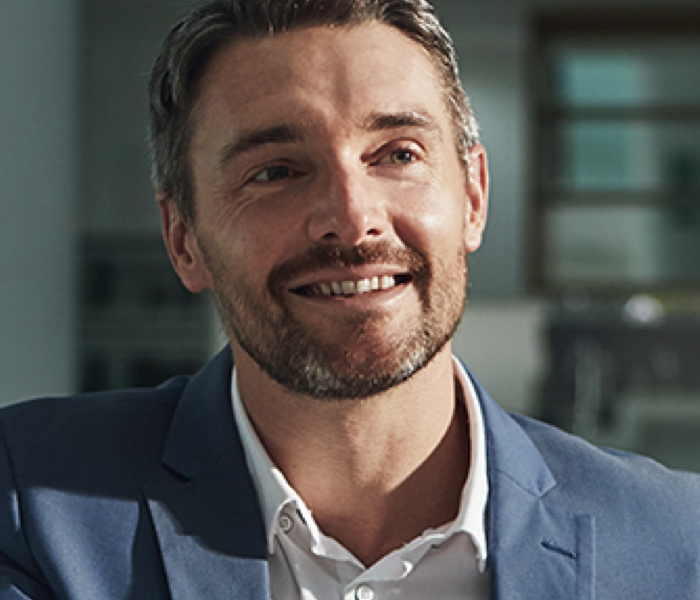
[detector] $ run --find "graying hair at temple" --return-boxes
[148,0,480,224]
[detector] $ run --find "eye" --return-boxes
[388,148,416,165]
[251,164,294,183]
[374,145,421,167]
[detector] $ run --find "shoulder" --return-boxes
[512,412,700,521]
[0,377,191,475]
[0,379,195,596]
[0,376,189,431]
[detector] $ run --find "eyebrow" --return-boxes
[216,110,441,171]
[362,110,441,136]
[217,123,305,172]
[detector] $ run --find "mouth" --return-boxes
[291,273,413,298]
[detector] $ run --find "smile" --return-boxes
[293,274,412,298]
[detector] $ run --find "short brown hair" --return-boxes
[149,0,479,223]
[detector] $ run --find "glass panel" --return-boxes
[544,205,700,286]
[553,38,700,107]
[552,121,700,192]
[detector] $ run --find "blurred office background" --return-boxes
[1,0,699,470]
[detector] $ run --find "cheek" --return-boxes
[392,181,467,256]
[208,205,307,294]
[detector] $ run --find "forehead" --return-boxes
[191,23,450,139]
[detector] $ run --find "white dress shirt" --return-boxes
[231,358,490,600]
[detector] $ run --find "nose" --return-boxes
[305,162,388,245]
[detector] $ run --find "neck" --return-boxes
[234,343,471,566]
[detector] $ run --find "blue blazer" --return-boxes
[1,348,699,599]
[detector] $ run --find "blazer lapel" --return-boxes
[471,375,594,600]
[144,353,594,600]
[143,349,270,600]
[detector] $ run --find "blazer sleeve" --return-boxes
[0,424,55,600]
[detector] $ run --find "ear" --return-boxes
[464,143,489,253]
[157,192,212,293]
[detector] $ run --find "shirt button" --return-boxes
[355,584,375,600]
[278,513,294,534]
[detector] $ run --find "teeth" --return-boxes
[312,275,398,297]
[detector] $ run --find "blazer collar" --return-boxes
[469,373,594,600]
[144,347,270,600]
[160,347,238,479]
[146,351,594,600]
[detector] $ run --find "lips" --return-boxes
[292,273,412,297]
[268,242,426,304]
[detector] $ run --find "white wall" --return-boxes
[454,300,547,415]
[451,5,530,299]
[0,1,79,405]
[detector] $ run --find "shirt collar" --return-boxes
[448,359,489,569]
[230,369,303,553]
[230,357,489,570]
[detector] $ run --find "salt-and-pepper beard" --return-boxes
[201,240,469,400]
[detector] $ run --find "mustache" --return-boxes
[267,241,429,298]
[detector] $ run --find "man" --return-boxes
[1,0,699,598]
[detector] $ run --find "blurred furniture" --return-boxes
[78,234,216,392]
[614,391,700,472]
[542,312,700,470]
[531,10,700,293]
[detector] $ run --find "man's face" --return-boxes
[164,23,488,399]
